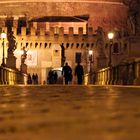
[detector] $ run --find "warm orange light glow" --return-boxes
[1,32,6,39]
[108,32,114,40]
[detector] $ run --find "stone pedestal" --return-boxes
[97,56,108,69]
[20,64,27,74]
[6,53,17,70]
[96,46,108,70]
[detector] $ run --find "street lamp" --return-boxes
[1,31,6,67]
[89,50,93,83]
[107,32,114,67]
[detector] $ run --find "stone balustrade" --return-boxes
[0,66,28,85]
[94,60,140,85]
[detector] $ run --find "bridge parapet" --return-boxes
[0,66,27,85]
[94,59,140,85]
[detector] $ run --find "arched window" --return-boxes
[71,43,74,48]
[76,43,79,48]
[49,43,51,48]
[66,43,69,48]
[35,42,38,48]
[45,43,47,48]
[81,43,84,48]
[86,43,89,47]
[26,42,28,47]
[30,43,32,47]
[91,43,94,47]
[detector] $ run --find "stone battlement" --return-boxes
[1,26,94,37]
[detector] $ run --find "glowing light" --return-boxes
[89,50,93,55]
[108,32,114,40]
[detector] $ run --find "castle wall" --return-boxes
[0,26,96,84]
[0,25,130,84]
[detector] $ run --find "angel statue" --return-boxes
[21,47,28,64]
[7,31,17,53]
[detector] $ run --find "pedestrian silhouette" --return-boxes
[32,73,36,84]
[35,73,38,84]
[62,62,72,85]
[54,72,58,84]
[75,62,84,85]
[47,70,54,84]
[27,73,32,84]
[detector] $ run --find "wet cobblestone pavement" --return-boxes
[0,85,140,140]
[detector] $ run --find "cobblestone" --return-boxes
[0,85,140,140]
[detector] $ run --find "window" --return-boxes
[76,43,79,48]
[66,43,69,48]
[75,52,81,63]
[35,42,38,48]
[71,43,74,48]
[81,43,84,48]
[26,42,28,47]
[45,43,47,48]
[86,43,89,47]
[113,43,119,53]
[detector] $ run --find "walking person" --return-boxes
[54,72,58,84]
[27,73,32,84]
[32,73,36,84]
[35,73,38,84]
[75,62,84,85]
[62,62,72,85]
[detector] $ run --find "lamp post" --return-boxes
[107,32,114,67]
[89,50,93,83]
[1,31,6,67]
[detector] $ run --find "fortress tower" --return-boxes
[0,0,127,31]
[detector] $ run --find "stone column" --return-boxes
[6,52,17,70]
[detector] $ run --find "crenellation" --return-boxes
[30,27,36,36]
[50,27,54,36]
[33,22,37,29]
[21,27,26,36]
[88,27,93,35]
[40,28,45,36]
[69,27,74,36]
[59,27,64,36]
[13,20,18,28]
[12,27,17,35]
[78,27,83,35]
[1,26,96,38]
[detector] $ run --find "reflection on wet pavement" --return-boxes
[0,85,140,140]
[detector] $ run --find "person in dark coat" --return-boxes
[35,73,38,84]
[62,62,72,85]
[32,73,36,84]
[54,72,58,84]
[48,70,53,84]
[75,62,84,85]
[27,73,32,84]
